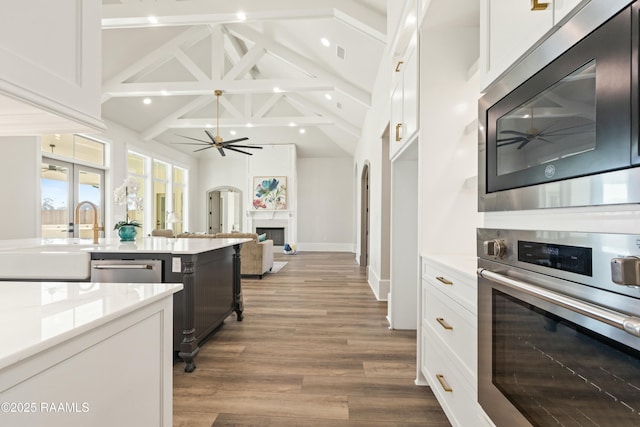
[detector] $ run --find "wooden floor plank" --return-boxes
[173,251,450,426]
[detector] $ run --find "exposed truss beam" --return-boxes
[104,79,338,98]
[102,0,386,43]
[286,93,360,138]
[169,117,334,129]
[226,24,371,107]
[102,26,210,102]
[141,95,213,140]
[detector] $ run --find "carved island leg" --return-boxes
[178,260,199,372]
[233,244,244,321]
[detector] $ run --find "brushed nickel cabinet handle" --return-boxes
[436,276,453,285]
[436,317,453,330]
[436,374,453,392]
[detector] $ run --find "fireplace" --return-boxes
[256,227,285,246]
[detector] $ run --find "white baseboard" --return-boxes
[367,266,390,301]
[295,242,355,252]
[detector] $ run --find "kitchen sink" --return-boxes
[0,242,94,280]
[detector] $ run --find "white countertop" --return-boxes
[0,236,253,255]
[0,281,183,371]
[422,253,478,280]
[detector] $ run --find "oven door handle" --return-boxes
[478,268,640,338]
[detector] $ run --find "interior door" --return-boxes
[208,190,221,234]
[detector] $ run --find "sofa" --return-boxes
[176,232,274,279]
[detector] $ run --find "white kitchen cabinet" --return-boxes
[390,42,418,159]
[419,255,491,427]
[480,0,590,89]
[0,1,105,135]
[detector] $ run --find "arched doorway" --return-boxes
[207,187,243,234]
[360,163,370,268]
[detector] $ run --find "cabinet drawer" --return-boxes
[424,330,484,427]
[422,258,477,314]
[423,283,476,375]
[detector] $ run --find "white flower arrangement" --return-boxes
[113,177,143,230]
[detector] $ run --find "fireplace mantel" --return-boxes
[246,210,296,245]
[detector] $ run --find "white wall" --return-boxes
[297,157,354,251]
[0,136,40,239]
[420,26,481,256]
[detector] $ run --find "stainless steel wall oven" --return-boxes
[477,228,640,426]
[479,0,640,211]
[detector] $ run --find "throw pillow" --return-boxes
[258,233,267,242]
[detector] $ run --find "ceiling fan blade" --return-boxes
[228,144,263,150]
[217,147,226,156]
[222,137,250,145]
[193,145,214,152]
[499,130,531,136]
[205,130,219,143]
[176,134,211,144]
[517,139,533,150]
[171,142,212,146]
[225,146,253,156]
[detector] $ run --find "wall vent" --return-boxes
[336,45,346,60]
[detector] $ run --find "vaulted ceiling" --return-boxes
[100,0,389,159]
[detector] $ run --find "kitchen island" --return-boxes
[0,280,182,427]
[0,236,252,372]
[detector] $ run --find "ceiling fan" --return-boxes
[497,106,594,150]
[173,90,263,156]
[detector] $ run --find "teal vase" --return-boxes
[118,225,137,241]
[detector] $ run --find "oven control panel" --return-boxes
[517,240,592,276]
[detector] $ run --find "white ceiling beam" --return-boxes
[101,26,210,102]
[169,116,334,129]
[173,49,209,81]
[210,25,225,80]
[223,44,266,81]
[101,0,386,42]
[253,93,284,118]
[140,95,213,140]
[285,93,361,138]
[104,79,337,97]
[226,24,371,107]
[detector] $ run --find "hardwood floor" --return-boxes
[173,251,450,426]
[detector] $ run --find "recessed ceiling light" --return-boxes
[325,94,332,100]
[206,124,213,128]
[237,11,246,21]
[406,14,416,25]
[299,128,306,134]
[230,130,237,135]
[273,87,281,93]
[246,123,254,128]
[161,90,169,96]
[321,38,331,47]
[143,98,152,105]
[289,122,296,127]
[148,16,159,24]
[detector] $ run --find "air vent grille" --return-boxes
[336,45,346,60]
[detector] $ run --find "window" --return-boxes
[127,152,147,225]
[127,151,187,235]
[41,135,106,239]
[172,167,187,235]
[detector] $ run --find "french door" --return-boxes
[41,158,105,239]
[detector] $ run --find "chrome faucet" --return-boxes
[74,201,104,244]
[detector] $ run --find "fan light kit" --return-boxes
[173,90,263,156]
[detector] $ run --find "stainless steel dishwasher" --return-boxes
[90,259,162,283]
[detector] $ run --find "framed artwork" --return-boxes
[252,176,287,210]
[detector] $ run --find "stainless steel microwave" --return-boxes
[479,0,640,212]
